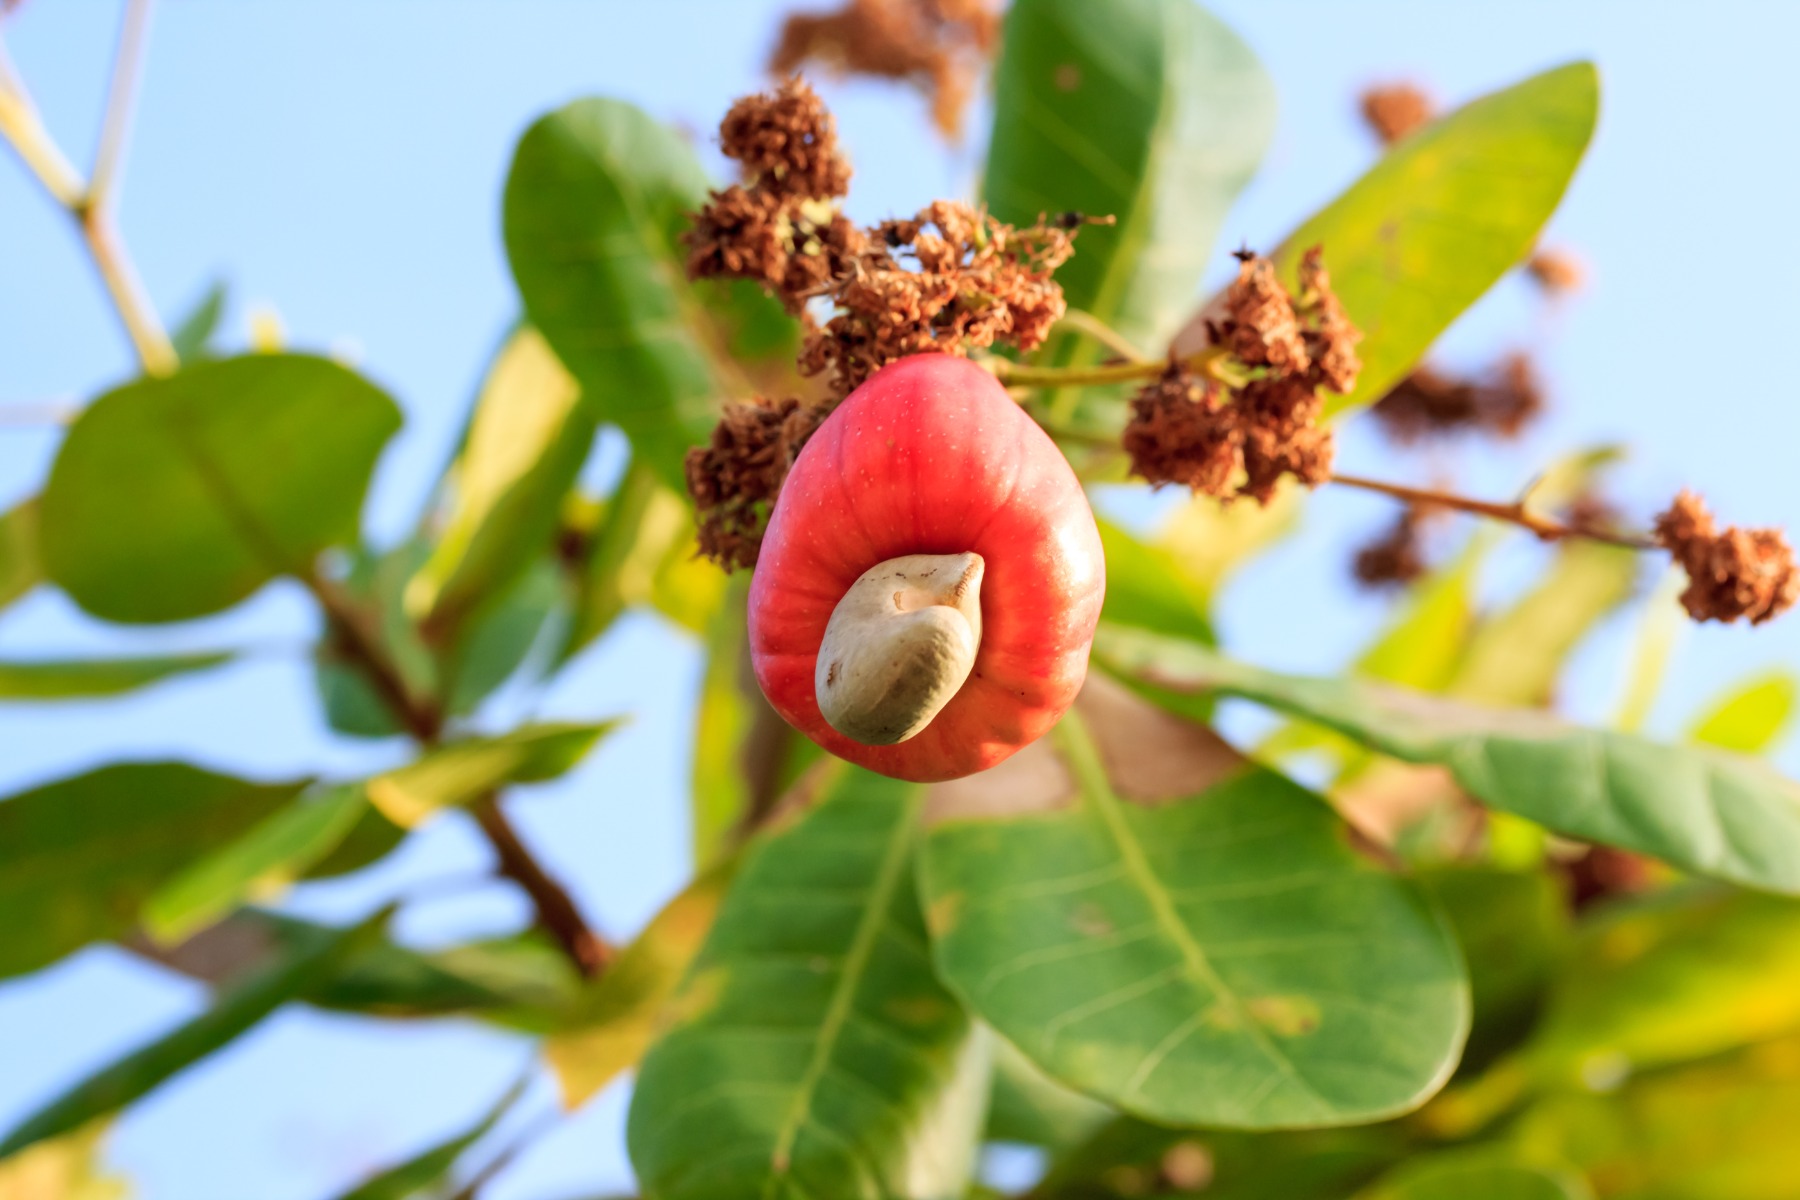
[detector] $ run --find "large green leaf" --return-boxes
[0,498,40,612]
[0,763,306,979]
[985,0,1274,360]
[984,1036,1114,1150]
[920,678,1468,1129]
[406,327,594,641]
[0,652,232,700]
[40,355,401,623]
[504,98,779,491]
[1275,62,1598,417]
[1096,629,1800,893]
[141,784,373,945]
[1095,515,1215,645]
[1352,1151,1590,1200]
[627,763,984,1200]
[546,860,736,1108]
[0,911,384,1158]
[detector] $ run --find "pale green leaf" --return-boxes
[1690,673,1797,756]
[332,1076,527,1200]
[0,652,232,701]
[1353,1150,1590,1200]
[0,498,41,613]
[366,722,618,827]
[40,355,401,623]
[170,280,227,364]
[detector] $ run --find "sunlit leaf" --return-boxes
[984,1035,1113,1150]
[365,722,618,827]
[0,498,41,613]
[0,1119,130,1199]
[1154,485,1301,603]
[0,911,385,1158]
[1690,673,1797,756]
[1096,629,1800,893]
[505,98,787,492]
[628,763,984,1199]
[1352,1149,1590,1200]
[40,355,401,623]
[546,860,736,1108]
[0,652,232,701]
[0,763,305,979]
[406,327,593,642]
[1095,515,1214,645]
[985,0,1274,371]
[1276,62,1599,417]
[141,785,372,946]
[920,677,1468,1129]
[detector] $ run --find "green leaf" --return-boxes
[1277,62,1599,417]
[984,1035,1114,1150]
[0,763,304,979]
[170,280,228,363]
[1521,888,1800,1086]
[332,1075,526,1200]
[0,652,232,700]
[41,355,402,623]
[1353,1151,1590,1200]
[546,860,736,1108]
[505,98,783,492]
[627,763,984,1200]
[141,784,372,946]
[1690,672,1797,755]
[0,910,385,1159]
[0,1120,130,1198]
[1095,515,1215,645]
[406,327,594,641]
[1445,542,1637,708]
[985,0,1274,357]
[920,678,1468,1129]
[366,721,618,827]
[0,498,41,613]
[1096,629,1800,893]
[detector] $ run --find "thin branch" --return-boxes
[990,343,1232,390]
[1053,308,1147,363]
[0,42,84,206]
[1328,471,1659,551]
[90,0,154,207]
[82,209,177,374]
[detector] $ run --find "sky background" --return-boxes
[3,2,1798,1197]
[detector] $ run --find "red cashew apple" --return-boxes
[748,353,1106,783]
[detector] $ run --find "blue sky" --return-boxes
[2,2,1798,1197]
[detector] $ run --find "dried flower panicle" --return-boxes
[1359,82,1434,145]
[1372,353,1544,444]
[1655,490,1800,626]
[686,78,864,314]
[1126,247,1359,505]
[770,0,1002,139]
[685,396,828,571]
[1353,505,1433,589]
[801,200,1078,394]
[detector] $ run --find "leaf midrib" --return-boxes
[761,786,921,1198]
[1051,710,1327,1115]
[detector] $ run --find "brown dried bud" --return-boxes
[769,0,1002,139]
[718,76,851,198]
[686,396,828,570]
[1122,367,1241,498]
[1372,354,1544,444]
[1655,490,1800,625]
[1297,244,1362,394]
[1359,82,1433,145]
[1526,247,1586,296]
[1353,507,1431,589]
[1222,254,1309,374]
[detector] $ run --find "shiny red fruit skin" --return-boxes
[748,353,1106,783]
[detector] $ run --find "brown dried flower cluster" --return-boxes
[1359,82,1433,145]
[686,77,864,313]
[683,80,1091,567]
[684,396,828,571]
[1125,247,1362,504]
[1655,490,1800,625]
[770,0,1002,138]
[1372,354,1544,443]
[1353,505,1434,589]
[801,200,1078,395]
